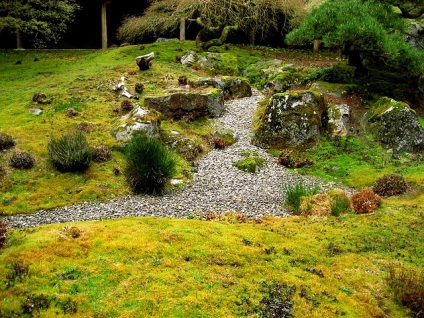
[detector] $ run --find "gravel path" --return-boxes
[4,89,340,228]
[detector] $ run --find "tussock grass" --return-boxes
[0,206,422,316]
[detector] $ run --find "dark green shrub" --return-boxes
[91,145,112,163]
[0,133,15,150]
[284,182,320,215]
[386,263,424,317]
[8,151,35,169]
[47,132,91,172]
[373,174,408,197]
[0,220,10,249]
[258,282,296,318]
[125,134,176,195]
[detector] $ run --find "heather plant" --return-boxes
[121,100,133,112]
[0,220,9,249]
[0,133,15,150]
[352,188,382,214]
[8,151,35,169]
[373,174,408,197]
[91,145,112,163]
[47,132,91,172]
[125,134,176,195]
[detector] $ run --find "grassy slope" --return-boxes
[1,206,422,317]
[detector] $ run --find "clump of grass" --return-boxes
[0,133,15,150]
[125,134,176,195]
[352,188,381,214]
[373,174,408,197]
[8,151,35,169]
[284,182,320,215]
[386,263,424,317]
[47,132,91,172]
[91,145,112,163]
[328,189,351,216]
[0,220,10,249]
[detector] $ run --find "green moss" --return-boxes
[233,152,265,173]
[368,97,414,121]
[311,81,357,97]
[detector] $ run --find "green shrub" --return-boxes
[373,174,408,197]
[386,263,424,317]
[328,189,351,216]
[284,182,320,215]
[8,151,35,169]
[47,132,91,172]
[0,133,15,150]
[91,145,112,163]
[125,134,176,195]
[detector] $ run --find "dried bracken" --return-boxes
[352,188,381,214]
[121,99,133,112]
[373,174,408,197]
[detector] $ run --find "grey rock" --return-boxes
[326,104,350,137]
[191,77,252,100]
[29,109,43,115]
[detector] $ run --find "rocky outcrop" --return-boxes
[253,90,326,150]
[363,97,424,153]
[191,77,252,100]
[326,104,350,137]
[181,51,238,75]
[144,89,224,120]
[112,106,162,141]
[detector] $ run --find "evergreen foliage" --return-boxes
[125,134,176,195]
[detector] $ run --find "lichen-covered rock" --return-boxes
[191,77,252,100]
[112,106,162,141]
[144,89,224,120]
[326,104,350,137]
[253,90,326,150]
[310,81,356,99]
[181,51,238,75]
[363,97,424,153]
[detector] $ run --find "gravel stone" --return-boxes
[3,90,348,228]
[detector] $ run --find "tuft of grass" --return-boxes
[47,131,91,172]
[284,182,320,215]
[124,134,176,195]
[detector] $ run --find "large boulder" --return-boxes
[180,51,238,75]
[112,107,162,141]
[191,77,252,99]
[144,89,224,120]
[253,90,326,150]
[363,97,424,153]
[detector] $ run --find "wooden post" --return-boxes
[101,1,110,49]
[16,30,22,49]
[179,18,185,41]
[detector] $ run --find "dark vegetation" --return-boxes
[373,174,408,197]
[8,151,35,169]
[352,188,382,214]
[124,134,177,195]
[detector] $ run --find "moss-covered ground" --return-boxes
[0,42,423,317]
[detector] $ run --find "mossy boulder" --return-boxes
[310,81,357,99]
[326,104,350,137]
[253,90,326,150]
[181,51,239,75]
[363,97,424,153]
[191,77,252,100]
[144,89,224,120]
[112,107,162,141]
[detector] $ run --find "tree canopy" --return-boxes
[286,0,423,75]
[118,0,306,48]
[0,0,80,48]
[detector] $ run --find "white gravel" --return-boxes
[4,89,342,228]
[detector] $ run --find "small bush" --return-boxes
[352,188,381,214]
[285,182,320,215]
[125,134,176,195]
[91,145,112,163]
[47,132,91,172]
[0,220,10,249]
[386,263,424,317]
[121,99,133,112]
[258,282,296,318]
[328,189,351,216]
[373,174,408,197]
[0,133,15,150]
[212,136,226,149]
[8,151,35,169]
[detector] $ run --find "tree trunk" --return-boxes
[313,40,321,52]
[347,50,363,69]
[180,18,185,41]
[249,30,255,45]
[101,1,108,49]
[16,30,22,49]
[196,25,238,50]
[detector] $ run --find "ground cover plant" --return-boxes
[0,205,422,317]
